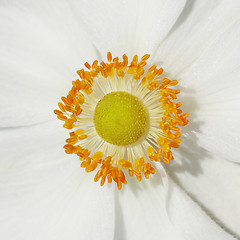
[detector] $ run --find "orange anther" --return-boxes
[117,180,122,190]
[181,113,190,119]
[157,68,163,76]
[92,60,98,68]
[147,146,155,156]
[61,96,69,105]
[92,152,104,161]
[100,175,106,186]
[113,57,119,62]
[78,134,88,140]
[162,143,170,152]
[139,61,147,67]
[54,110,63,115]
[94,170,102,182]
[122,54,128,65]
[75,105,82,115]
[132,54,138,65]
[107,52,112,62]
[141,54,150,61]
[141,77,148,85]
[148,65,156,72]
[107,174,112,183]
[158,137,165,145]
[77,69,85,79]
[57,115,68,121]
[58,102,66,112]
[169,80,178,86]
[84,62,91,69]
[75,129,85,135]
[127,66,138,74]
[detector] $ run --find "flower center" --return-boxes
[54,52,190,190]
[93,91,149,145]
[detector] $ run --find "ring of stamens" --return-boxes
[54,52,189,190]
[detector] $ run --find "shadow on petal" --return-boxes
[114,189,127,240]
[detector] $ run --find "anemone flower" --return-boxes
[1,0,240,239]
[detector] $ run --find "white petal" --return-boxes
[154,0,240,76]
[0,121,115,240]
[0,0,97,127]
[115,177,179,240]
[166,179,237,240]
[178,18,240,162]
[170,137,240,237]
[116,166,236,240]
[70,0,186,58]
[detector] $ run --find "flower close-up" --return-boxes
[55,51,189,190]
[1,0,240,240]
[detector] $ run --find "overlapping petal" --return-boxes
[178,18,240,162]
[166,178,237,240]
[0,121,115,240]
[0,0,97,127]
[116,166,237,240]
[170,137,240,237]
[70,0,186,58]
[154,0,240,77]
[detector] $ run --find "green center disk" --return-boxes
[93,91,149,146]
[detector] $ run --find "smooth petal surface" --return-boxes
[170,137,240,237]
[70,0,186,58]
[115,166,236,240]
[153,0,240,77]
[0,0,96,127]
[166,178,237,240]
[0,121,115,240]
[178,18,240,162]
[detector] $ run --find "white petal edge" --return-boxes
[169,137,240,237]
[177,17,240,162]
[0,0,97,127]
[115,165,237,240]
[153,0,240,77]
[0,121,115,240]
[68,0,186,59]
[166,178,238,240]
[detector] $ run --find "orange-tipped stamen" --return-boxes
[54,52,189,190]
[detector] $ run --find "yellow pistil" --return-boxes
[54,52,189,190]
[94,91,149,146]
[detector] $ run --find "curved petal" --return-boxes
[69,0,186,58]
[0,121,115,240]
[177,18,240,162]
[166,178,237,240]
[153,0,240,77]
[0,0,97,127]
[115,166,236,240]
[169,137,240,237]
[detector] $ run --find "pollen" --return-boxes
[54,52,189,190]
[94,91,149,145]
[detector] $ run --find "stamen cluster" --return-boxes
[54,52,189,190]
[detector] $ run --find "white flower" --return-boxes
[1,0,240,240]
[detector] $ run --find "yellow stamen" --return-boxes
[54,52,189,190]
